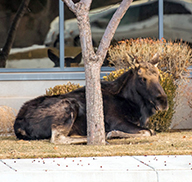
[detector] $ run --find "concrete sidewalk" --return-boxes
[0,155,192,182]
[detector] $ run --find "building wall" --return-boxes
[170,79,192,130]
[0,80,85,111]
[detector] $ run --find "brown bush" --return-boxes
[108,38,192,79]
[0,106,17,136]
[46,82,82,96]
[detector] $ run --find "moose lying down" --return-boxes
[14,53,168,144]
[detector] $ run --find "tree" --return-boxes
[0,0,31,67]
[63,0,133,145]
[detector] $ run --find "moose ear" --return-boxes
[150,53,159,67]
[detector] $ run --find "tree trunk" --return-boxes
[63,0,133,145]
[0,0,30,67]
[75,1,105,145]
[85,62,105,145]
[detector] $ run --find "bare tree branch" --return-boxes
[63,0,76,12]
[63,0,91,15]
[97,0,133,61]
[81,0,92,9]
[0,0,31,67]
[66,0,95,64]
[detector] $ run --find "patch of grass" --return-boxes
[0,131,192,159]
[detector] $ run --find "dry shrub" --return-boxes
[108,38,192,79]
[46,82,82,96]
[148,71,176,131]
[0,106,17,136]
[103,68,129,81]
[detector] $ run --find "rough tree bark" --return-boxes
[0,0,31,67]
[63,0,133,145]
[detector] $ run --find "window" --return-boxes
[0,0,164,80]
[163,0,192,44]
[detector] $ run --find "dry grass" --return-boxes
[0,131,192,159]
[0,106,17,136]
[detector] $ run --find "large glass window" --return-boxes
[0,0,162,79]
[163,0,192,45]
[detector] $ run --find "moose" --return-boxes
[14,53,168,144]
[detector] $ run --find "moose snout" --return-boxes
[156,94,168,111]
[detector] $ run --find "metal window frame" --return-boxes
[0,0,164,81]
[159,0,163,39]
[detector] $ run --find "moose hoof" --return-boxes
[106,131,114,139]
[149,129,156,136]
[139,130,152,136]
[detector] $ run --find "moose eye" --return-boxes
[139,77,146,84]
[138,69,142,74]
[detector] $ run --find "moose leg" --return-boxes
[50,98,81,144]
[51,129,87,144]
[106,119,155,140]
[51,124,87,144]
[106,129,153,140]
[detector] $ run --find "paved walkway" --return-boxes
[0,155,192,182]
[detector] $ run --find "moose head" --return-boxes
[127,53,168,127]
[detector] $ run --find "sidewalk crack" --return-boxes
[0,160,17,172]
[132,156,159,182]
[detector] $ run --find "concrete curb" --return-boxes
[0,155,192,182]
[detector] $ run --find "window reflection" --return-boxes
[61,0,159,67]
[1,0,167,69]
[0,0,59,69]
[163,0,192,45]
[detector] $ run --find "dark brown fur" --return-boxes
[14,54,168,142]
